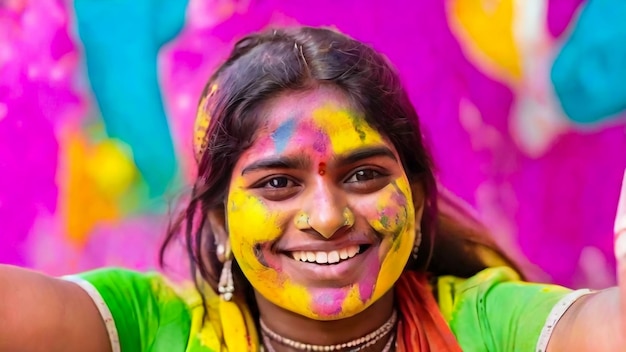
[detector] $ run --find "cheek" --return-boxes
[227,186,319,315]
[361,180,413,241]
[372,178,416,296]
[227,186,282,272]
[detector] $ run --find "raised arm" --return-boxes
[0,265,111,352]
[547,171,626,351]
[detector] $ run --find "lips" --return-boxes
[290,244,362,264]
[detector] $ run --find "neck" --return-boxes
[255,289,396,352]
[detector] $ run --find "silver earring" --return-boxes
[412,228,422,260]
[216,243,234,301]
[216,243,226,262]
[218,259,234,301]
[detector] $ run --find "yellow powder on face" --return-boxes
[309,105,416,313]
[370,182,411,238]
[227,178,316,313]
[372,175,415,300]
[311,105,384,156]
[340,284,364,315]
[281,281,316,315]
[224,100,416,319]
[227,178,282,274]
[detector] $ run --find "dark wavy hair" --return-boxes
[161,26,521,308]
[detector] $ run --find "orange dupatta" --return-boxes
[394,271,463,352]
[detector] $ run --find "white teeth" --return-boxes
[315,252,328,264]
[291,245,362,264]
[327,251,340,263]
[347,245,359,257]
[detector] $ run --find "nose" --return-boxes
[298,181,355,239]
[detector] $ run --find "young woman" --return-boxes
[1,26,624,352]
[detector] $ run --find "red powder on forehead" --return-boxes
[318,162,327,176]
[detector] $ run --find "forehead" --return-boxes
[234,87,399,173]
[259,87,388,147]
[233,86,402,175]
[258,86,358,129]
[247,87,391,160]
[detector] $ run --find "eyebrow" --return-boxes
[241,146,397,175]
[241,156,311,175]
[335,146,398,166]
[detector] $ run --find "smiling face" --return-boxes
[226,86,417,320]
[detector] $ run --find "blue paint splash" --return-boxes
[73,0,188,197]
[272,119,296,153]
[551,0,626,124]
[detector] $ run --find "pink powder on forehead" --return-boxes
[311,129,329,155]
[288,120,330,156]
[253,135,277,153]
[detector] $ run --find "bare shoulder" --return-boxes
[0,265,111,352]
[547,288,622,352]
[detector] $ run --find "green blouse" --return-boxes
[66,267,590,352]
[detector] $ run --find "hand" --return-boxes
[614,170,626,342]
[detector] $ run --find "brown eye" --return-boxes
[255,176,301,201]
[346,169,381,183]
[265,177,292,188]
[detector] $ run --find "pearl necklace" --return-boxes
[259,310,398,352]
[262,332,396,352]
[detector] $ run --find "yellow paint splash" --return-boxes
[85,139,137,199]
[448,0,522,81]
[59,131,135,244]
[193,83,218,158]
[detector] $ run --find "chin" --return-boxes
[298,303,372,321]
[298,283,381,320]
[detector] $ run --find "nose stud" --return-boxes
[343,208,355,227]
[295,212,311,230]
